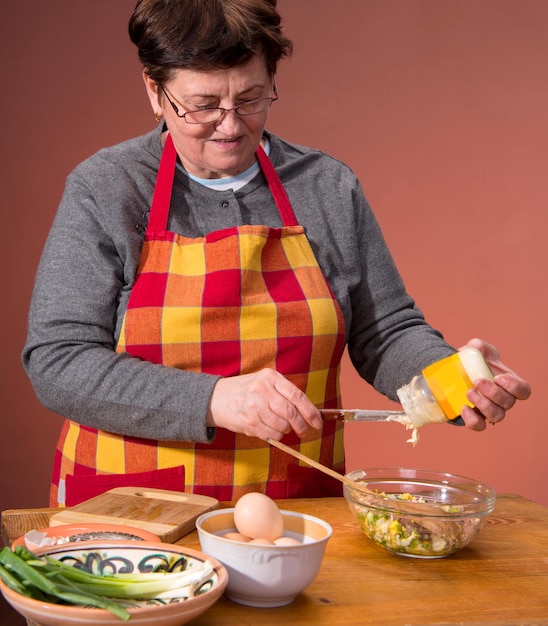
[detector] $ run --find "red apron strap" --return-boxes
[256,144,299,227]
[146,133,177,233]
[147,135,298,232]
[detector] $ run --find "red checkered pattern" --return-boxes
[51,135,346,506]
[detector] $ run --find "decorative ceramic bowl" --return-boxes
[196,508,332,607]
[344,467,496,558]
[0,540,228,625]
[12,523,161,549]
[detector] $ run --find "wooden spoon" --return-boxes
[267,438,447,520]
[267,438,375,496]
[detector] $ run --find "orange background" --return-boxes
[1,0,546,511]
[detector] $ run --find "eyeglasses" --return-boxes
[159,83,278,125]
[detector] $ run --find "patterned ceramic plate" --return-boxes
[1,540,228,625]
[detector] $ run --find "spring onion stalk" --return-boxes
[41,552,216,598]
[0,545,216,621]
[0,562,33,597]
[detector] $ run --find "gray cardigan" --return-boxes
[22,126,454,443]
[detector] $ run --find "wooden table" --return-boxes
[2,494,548,625]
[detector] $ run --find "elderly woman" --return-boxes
[23,0,530,507]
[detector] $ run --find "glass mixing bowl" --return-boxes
[344,467,496,558]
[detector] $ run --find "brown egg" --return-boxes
[233,492,284,541]
[273,536,302,546]
[222,532,251,543]
[249,538,276,545]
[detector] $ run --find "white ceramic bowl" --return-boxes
[196,508,332,607]
[0,540,228,625]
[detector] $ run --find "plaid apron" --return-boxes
[51,134,346,507]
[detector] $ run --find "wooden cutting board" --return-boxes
[49,487,219,543]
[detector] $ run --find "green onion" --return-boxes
[0,546,216,621]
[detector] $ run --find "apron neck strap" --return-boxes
[255,144,298,226]
[147,132,177,232]
[147,133,299,232]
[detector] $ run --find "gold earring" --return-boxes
[154,112,163,122]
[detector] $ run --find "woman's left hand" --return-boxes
[458,338,531,430]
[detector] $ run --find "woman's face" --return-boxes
[144,55,274,179]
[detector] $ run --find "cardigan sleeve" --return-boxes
[22,148,219,443]
[271,137,456,400]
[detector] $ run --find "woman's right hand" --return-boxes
[206,368,323,441]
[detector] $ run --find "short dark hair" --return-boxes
[128,0,293,84]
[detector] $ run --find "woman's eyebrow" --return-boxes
[185,83,266,99]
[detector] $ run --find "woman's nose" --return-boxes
[214,107,243,132]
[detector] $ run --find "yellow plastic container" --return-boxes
[396,348,494,428]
